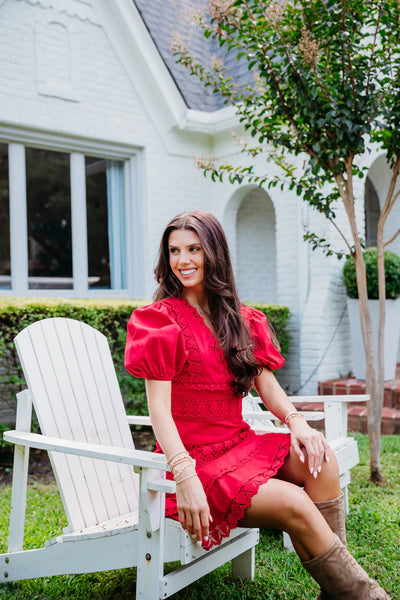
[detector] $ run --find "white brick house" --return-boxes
[0,0,398,394]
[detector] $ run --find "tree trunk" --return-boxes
[372,157,400,483]
[353,246,383,482]
[372,218,386,483]
[340,170,383,482]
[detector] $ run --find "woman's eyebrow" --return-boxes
[168,243,202,248]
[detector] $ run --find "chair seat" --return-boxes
[46,510,139,545]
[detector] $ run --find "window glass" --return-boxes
[26,147,72,289]
[86,157,126,289]
[0,143,10,289]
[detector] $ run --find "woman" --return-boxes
[125,210,389,599]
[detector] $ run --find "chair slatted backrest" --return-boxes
[14,318,139,532]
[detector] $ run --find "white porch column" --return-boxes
[9,143,28,294]
[70,153,88,296]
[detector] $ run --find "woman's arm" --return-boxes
[254,368,330,476]
[145,379,211,543]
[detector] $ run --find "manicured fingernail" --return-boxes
[209,515,213,523]
[196,540,202,547]
[300,455,305,463]
[204,536,209,542]
[326,455,330,463]
[310,467,313,475]
[313,471,318,479]
[318,466,322,473]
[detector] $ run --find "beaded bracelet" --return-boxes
[169,455,193,469]
[173,462,195,479]
[175,471,198,485]
[167,450,189,465]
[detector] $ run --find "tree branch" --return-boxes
[328,216,353,254]
[384,228,400,247]
[379,156,400,225]
[366,2,383,97]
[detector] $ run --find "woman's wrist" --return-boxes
[284,410,305,428]
[175,470,198,485]
[166,449,197,483]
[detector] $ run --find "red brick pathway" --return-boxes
[294,364,400,434]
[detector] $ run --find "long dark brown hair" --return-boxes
[154,210,262,395]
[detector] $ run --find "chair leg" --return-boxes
[231,546,255,579]
[136,531,163,600]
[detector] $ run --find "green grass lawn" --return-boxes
[0,433,399,599]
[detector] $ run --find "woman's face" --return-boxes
[168,228,205,292]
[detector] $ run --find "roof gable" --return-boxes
[133,0,252,112]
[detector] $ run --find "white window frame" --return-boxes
[0,125,145,298]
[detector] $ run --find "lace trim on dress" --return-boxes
[188,431,251,465]
[162,298,204,383]
[173,382,232,391]
[203,436,291,550]
[201,434,278,495]
[172,390,242,423]
[177,297,231,375]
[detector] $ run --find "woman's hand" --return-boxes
[289,418,330,477]
[254,368,331,478]
[176,474,212,543]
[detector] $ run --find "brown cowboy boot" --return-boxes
[314,494,347,545]
[302,535,391,600]
[314,494,347,599]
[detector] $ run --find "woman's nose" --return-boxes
[179,252,190,265]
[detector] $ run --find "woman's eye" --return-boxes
[190,247,200,252]
[169,248,178,254]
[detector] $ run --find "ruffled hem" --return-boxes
[165,434,291,550]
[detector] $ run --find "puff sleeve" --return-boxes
[125,302,188,380]
[241,305,285,370]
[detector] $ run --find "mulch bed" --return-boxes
[0,429,156,486]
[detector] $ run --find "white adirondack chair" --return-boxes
[1,317,366,594]
[1,318,258,599]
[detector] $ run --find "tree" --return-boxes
[172,0,400,482]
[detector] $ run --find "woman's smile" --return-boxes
[168,229,205,291]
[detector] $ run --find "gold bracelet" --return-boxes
[285,412,305,427]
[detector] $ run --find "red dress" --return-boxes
[125,296,291,549]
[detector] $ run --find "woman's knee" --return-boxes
[281,487,320,535]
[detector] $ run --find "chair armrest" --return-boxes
[242,411,325,422]
[291,395,369,404]
[126,415,152,426]
[147,477,176,493]
[3,430,170,472]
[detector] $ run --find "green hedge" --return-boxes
[343,247,400,299]
[0,298,290,426]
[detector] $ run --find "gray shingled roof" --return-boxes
[133,0,252,112]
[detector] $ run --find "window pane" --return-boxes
[26,147,72,289]
[0,143,10,289]
[86,157,126,289]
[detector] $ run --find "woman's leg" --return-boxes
[277,445,347,547]
[238,477,335,561]
[276,444,342,501]
[238,454,390,599]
